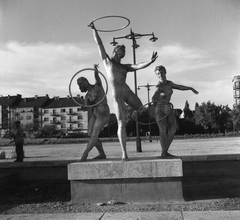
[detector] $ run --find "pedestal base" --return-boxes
[68,157,183,203]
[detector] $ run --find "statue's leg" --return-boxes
[166,111,176,155]
[80,115,96,162]
[158,122,168,158]
[113,99,128,161]
[92,139,106,159]
[92,112,110,160]
[155,108,168,158]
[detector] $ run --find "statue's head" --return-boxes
[112,44,125,58]
[155,65,167,82]
[77,77,89,92]
[154,65,166,74]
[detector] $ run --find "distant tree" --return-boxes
[218,105,232,133]
[183,100,195,122]
[195,101,232,133]
[232,104,240,131]
[195,101,219,133]
[42,124,57,137]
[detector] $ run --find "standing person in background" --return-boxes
[152,65,199,158]
[12,121,24,162]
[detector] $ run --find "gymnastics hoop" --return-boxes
[69,68,108,108]
[88,15,130,32]
[136,102,174,125]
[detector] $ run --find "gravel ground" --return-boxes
[1,176,240,214]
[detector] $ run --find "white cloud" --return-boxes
[0,41,98,97]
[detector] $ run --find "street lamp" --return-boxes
[110,29,158,152]
[138,83,156,142]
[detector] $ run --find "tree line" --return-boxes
[101,101,240,137]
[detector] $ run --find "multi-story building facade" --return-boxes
[0,94,89,136]
[233,75,240,106]
[0,94,22,130]
[10,95,50,129]
[42,96,88,132]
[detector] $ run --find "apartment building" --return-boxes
[9,95,50,129]
[233,75,240,106]
[0,94,22,130]
[42,96,88,132]
[0,94,89,135]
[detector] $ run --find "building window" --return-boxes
[26,116,32,120]
[20,116,24,120]
[44,118,49,122]
[77,108,81,111]
[78,123,83,128]
[61,109,66,113]
[44,110,49,114]
[61,116,66,120]
[61,124,66,129]
[78,115,83,120]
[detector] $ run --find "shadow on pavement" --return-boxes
[0,181,71,214]
[182,176,240,201]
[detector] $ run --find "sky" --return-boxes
[0,0,240,113]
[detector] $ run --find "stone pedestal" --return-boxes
[68,157,183,203]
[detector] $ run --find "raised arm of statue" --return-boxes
[94,64,102,86]
[89,22,109,62]
[126,51,158,72]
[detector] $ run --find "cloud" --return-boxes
[0,41,98,97]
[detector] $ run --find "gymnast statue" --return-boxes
[89,22,158,161]
[77,64,110,162]
[152,65,199,158]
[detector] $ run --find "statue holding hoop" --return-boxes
[89,20,158,161]
[77,64,110,162]
[152,65,199,158]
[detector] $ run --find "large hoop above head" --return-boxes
[136,102,174,125]
[69,68,108,108]
[88,15,130,32]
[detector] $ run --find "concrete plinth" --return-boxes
[68,157,183,203]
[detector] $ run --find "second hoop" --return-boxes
[136,101,174,125]
[69,68,108,108]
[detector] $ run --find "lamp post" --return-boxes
[138,83,156,142]
[110,29,158,152]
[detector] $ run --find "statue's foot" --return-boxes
[92,154,107,160]
[166,152,177,158]
[121,157,129,161]
[80,158,87,162]
[160,152,177,159]
[80,153,88,162]
[121,154,129,161]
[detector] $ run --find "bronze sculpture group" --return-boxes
[78,20,199,162]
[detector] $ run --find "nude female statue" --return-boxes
[77,64,110,162]
[89,23,158,160]
[152,65,199,158]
